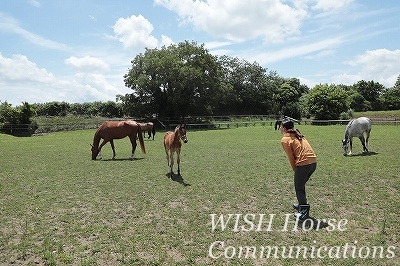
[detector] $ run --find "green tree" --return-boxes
[217,56,275,115]
[381,74,400,110]
[353,80,384,110]
[122,41,225,118]
[274,78,308,119]
[99,101,123,117]
[306,84,349,120]
[0,101,20,125]
[0,101,37,135]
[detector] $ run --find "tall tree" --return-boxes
[306,84,349,120]
[380,74,400,110]
[217,56,275,115]
[353,80,384,110]
[274,78,308,119]
[122,41,225,118]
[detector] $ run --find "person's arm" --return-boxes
[281,139,296,171]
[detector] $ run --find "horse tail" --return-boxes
[137,126,146,154]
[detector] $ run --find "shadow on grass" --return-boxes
[101,157,145,161]
[165,173,191,186]
[346,151,378,157]
[298,217,329,230]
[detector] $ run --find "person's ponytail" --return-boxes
[287,128,304,140]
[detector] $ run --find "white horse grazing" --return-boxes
[342,117,372,156]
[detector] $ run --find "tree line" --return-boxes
[119,41,400,120]
[1,41,400,133]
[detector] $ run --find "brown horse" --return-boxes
[164,124,188,178]
[138,122,156,140]
[91,120,146,160]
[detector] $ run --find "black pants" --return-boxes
[294,163,317,205]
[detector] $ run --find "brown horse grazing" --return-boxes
[138,122,156,140]
[91,120,146,160]
[164,124,188,178]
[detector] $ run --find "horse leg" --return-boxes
[169,151,174,178]
[176,149,181,176]
[110,140,116,159]
[97,139,109,160]
[349,138,353,155]
[365,130,371,152]
[129,136,137,159]
[165,148,171,175]
[359,136,367,153]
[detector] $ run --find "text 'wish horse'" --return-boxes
[91,120,146,160]
[164,124,188,178]
[342,117,372,156]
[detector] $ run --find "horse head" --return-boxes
[91,144,100,160]
[178,124,188,143]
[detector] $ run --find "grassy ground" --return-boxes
[0,124,399,265]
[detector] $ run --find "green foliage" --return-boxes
[33,101,123,117]
[353,80,384,110]
[381,80,400,110]
[122,41,224,117]
[217,56,276,115]
[274,79,305,119]
[0,101,37,135]
[306,84,349,120]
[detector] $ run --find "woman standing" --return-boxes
[280,119,317,220]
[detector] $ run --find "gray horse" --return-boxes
[342,117,372,156]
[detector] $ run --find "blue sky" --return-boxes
[1,0,400,106]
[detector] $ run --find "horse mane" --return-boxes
[92,125,103,148]
[344,119,356,139]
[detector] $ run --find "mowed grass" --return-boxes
[0,124,399,265]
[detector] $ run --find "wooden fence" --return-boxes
[1,116,398,136]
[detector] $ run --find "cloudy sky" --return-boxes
[1,0,399,106]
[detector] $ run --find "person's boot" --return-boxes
[294,204,310,220]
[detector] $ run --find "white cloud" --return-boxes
[28,0,41,8]
[0,54,54,83]
[0,54,128,105]
[337,49,400,87]
[156,0,346,43]
[112,15,158,50]
[311,0,355,11]
[0,13,69,51]
[65,56,109,73]
[160,34,174,47]
[245,36,344,65]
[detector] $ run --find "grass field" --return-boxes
[0,124,399,265]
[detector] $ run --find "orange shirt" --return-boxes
[281,133,317,171]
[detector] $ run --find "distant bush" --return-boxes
[0,101,37,136]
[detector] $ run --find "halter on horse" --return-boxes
[138,122,156,140]
[91,120,146,160]
[163,124,188,178]
[342,117,372,156]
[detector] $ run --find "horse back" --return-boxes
[346,117,372,138]
[98,120,138,140]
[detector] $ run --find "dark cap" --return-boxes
[281,119,294,129]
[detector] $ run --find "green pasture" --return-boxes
[0,124,399,265]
